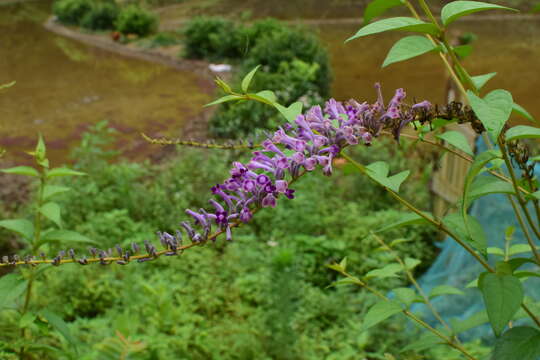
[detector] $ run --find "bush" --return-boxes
[242,25,332,98]
[115,5,158,37]
[80,2,119,31]
[53,0,93,25]
[182,16,246,60]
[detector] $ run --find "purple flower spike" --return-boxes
[285,189,295,199]
[243,179,256,192]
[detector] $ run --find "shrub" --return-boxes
[115,5,158,37]
[242,26,332,98]
[52,0,93,25]
[80,2,119,31]
[182,16,246,60]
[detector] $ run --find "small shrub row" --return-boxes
[53,0,157,36]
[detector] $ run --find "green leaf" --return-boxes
[436,130,474,156]
[0,219,34,241]
[478,273,523,337]
[441,1,517,26]
[41,310,78,349]
[404,257,420,270]
[442,213,487,255]
[43,185,71,201]
[1,166,40,177]
[505,125,540,142]
[376,212,431,233]
[393,287,417,307]
[214,76,232,93]
[468,89,513,140]
[529,191,540,201]
[274,102,303,123]
[366,161,409,192]
[508,244,539,256]
[512,103,536,123]
[20,312,37,328]
[0,274,27,309]
[46,167,86,179]
[254,90,276,104]
[451,310,489,334]
[466,176,515,203]
[346,17,440,43]
[453,44,473,59]
[361,300,403,331]
[471,72,497,90]
[461,149,501,252]
[382,36,439,68]
[401,333,443,352]
[492,326,540,360]
[365,263,403,279]
[363,0,404,24]
[40,230,98,246]
[241,65,260,93]
[204,95,242,107]
[35,134,46,162]
[40,202,62,228]
[507,257,536,272]
[429,285,464,299]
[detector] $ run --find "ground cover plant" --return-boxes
[1,1,540,359]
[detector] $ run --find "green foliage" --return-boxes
[382,36,439,68]
[182,16,245,60]
[53,0,93,26]
[115,5,157,37]
[80,1,119,31]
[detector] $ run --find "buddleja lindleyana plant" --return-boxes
[1,1,540,359]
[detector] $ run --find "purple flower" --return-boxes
[262,193,277,208]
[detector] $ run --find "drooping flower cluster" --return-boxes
[0,84,434,267]
[174,84,432,244]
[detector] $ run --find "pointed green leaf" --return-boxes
[362,300,403,331]
[493,326,540,360]
[429,285,464,299]
[20,312,37,328]
[0,274,27,309]
[376,212,431,233]
[382,36,439,68]
[274,102,303,123]
[46,167,86,179]
[40,202,62,228]
[441,1,517,26]
[40,230,98,246]
[393,287,417,307]
[507,257,536,272]
[450,310,489,334]
[404,257,420,270]
[364,0,404,24]
[366,161,409,192]
[35,134,46,161]
[0,219,34,241]
[1,166,40,177]
[401,333,443,352]
[478,273,523,337]
[467,89,513,140]
[241,65,261,93]
[505,125,540,142]
[453,44,473,59]
[512,103,536,123]
[43,185,71,201]
[530,191,540,201]
[254,90,277,104]
[204,95,242,107]
[466,176,515,203]
[442,213,487,255]
[41,310,78,349]
[365,263,403,279]
[471,72,497,90]
[214,76,232,93]
[436,130,474,156]
[347,17,440,42]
